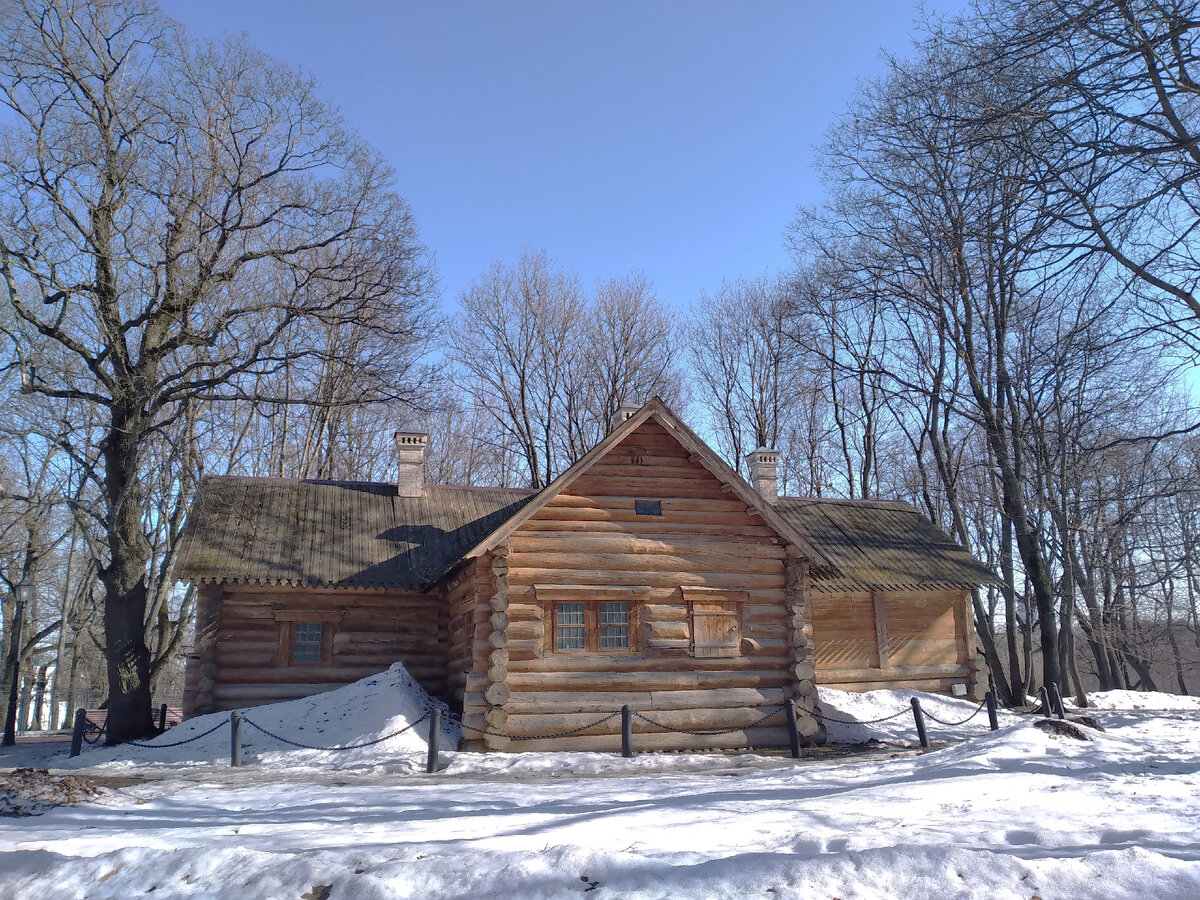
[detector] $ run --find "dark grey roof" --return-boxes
[175,477,535,591]
[176,477,996,595]
[776,497,999,592]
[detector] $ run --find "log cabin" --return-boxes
[176,398,998,751]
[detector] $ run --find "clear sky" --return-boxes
[160,0,969,311]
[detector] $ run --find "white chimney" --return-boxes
[395,432,429,498]
[745,448,779,504]
[609,403,640,433]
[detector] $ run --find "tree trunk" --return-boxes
[100,416,156,743]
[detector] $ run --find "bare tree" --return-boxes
[688,275,813,479]
[451,250,584,489]
[956,0,1200,358]
[0,0,435,741]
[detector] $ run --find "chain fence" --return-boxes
[631,704,788,736]
[242,711,431,751]
[124,718,228,749]
[68,688,1026,767]
[811,706,914,727]
[921,699,988,727]
[449,709,621,741]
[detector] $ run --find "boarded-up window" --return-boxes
[690,601,740,658]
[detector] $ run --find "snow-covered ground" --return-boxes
[1,667,1197,899]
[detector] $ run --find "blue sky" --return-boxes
[161,0,969,311]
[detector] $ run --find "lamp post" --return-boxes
[2,577,34,747]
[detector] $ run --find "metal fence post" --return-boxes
[985,691,999,732]
[69,708,86,758]
[1048,683,1066,720]
[230,710,243,767]
[785,700,802,759]
[621,705,632,758]
[158,703,168,731]
[426,707,442,774]
[1037,685,1051,717]
[910,697,930,748]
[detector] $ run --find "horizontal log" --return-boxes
[586,453,702,471]
[502,687,788,714]
[542,494,755,513]
[502,705,786,735]
[500,637,544,660]
[505,665,792,692]
[742,622,789,639]
[211,682,346,702]
[645,638,691,651]
[215,665,411,685]
[816,663,969,682]
[646,621,690,639]
[508,551,782,576]
[822,677,966,693]
[568,480,729,502]
[517,518,779,537]
[508,569,783,591]
[509,533,785,559]
[494,724,796,753]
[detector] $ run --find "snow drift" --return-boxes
[66,662,459,772]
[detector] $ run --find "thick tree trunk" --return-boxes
[100,416,156,744]
[101,579,154,743]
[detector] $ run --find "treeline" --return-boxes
[2,0,1200,740]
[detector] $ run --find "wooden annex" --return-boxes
[176,398,998,751]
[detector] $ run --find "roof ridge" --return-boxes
[778,496,914,509]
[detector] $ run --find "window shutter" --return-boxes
[690,601,740,658]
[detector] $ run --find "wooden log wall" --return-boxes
[460,418,818,751]
[444,560,486,706]
[182,583,222,716]
[810,587,978,696]
[182,584,448,715]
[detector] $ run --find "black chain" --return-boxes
[82,724,106,745]
[125,718,229,749]
[812,706,913,726]
[241,710,431,751]
[451,710,621,741]
[631,704,787,736]
[922,699,988,727]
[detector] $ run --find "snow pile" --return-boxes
[816,687,1019,743]
[1081,689,1200,711]
[66,663,458,772]
[1,704,1197,899]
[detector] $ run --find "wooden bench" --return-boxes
[83,707,183,733]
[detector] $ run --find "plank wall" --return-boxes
[461,418,809,751]
[183,584,448,713]
[810,588,976,694]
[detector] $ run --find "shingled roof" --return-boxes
[175,476,535,591]
[176,476,996,594]
[776,497,999,592]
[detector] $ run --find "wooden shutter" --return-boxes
[690,600,740,658]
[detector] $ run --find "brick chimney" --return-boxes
[745,448,779,504]
[609,403,640,433]
[395,431,429,498]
